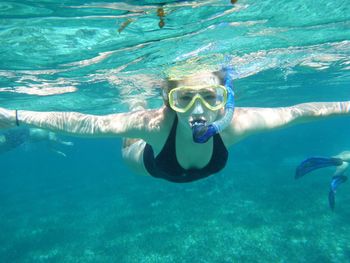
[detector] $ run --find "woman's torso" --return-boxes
[143,110,228,182]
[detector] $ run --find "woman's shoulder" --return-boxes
[143,107,175,132]
[116,106,174,133]
[135,107,175,147]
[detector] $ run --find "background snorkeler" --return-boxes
[0,67,350,183]
[0,127,73,157]
[296,151,350,211]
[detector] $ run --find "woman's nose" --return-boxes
[191,99,204,115]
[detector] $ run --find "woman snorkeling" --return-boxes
[1,68,350,183]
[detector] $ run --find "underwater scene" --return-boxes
[1,0,350,262]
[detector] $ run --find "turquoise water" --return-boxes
[1,0,350,262]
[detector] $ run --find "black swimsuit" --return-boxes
[143,116,228,183]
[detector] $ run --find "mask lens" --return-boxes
[200,87,225,108]
[174,89,196,108]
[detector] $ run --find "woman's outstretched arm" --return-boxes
[225,101,350,143]
[0,107,165,140]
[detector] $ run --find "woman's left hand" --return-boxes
[0,107,16,129]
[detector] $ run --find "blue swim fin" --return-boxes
[295,157,343,179]
[328,175,347,211]
[328,190,335,211]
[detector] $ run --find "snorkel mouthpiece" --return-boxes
[192,65,235,143]
[190,119,206,128]
[191,120,216,143]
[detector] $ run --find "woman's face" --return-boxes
[174,72,222,129]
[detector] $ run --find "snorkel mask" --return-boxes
[168,85,228,113]
[190,66,235,143]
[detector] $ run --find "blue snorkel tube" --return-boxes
[192,66,235,143]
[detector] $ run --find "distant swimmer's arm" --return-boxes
[13,108,163,139]
[229,101,350,137]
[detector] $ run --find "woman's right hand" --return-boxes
[0,107,17,129]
